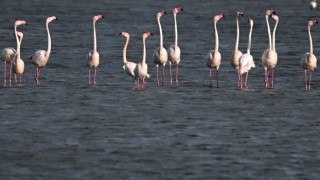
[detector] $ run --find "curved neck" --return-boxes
[46,22,51,58]
[93,21,97,53]
[157,18,164,48]
[308,26,313,54]
[142,38,146,64]
[266,15,272,50]
[14,26,20,59]
[123,36,129,64]
[247,23,253,54]
[214,20,219,52]
[174,13,178,47]
[272,19,278,51]
[235,17,240,50]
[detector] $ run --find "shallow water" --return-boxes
[1,0,320,179]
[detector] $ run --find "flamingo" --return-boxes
[301,20,318,91]
[206,14,224,88]
[168,7,183,87]
[135,32,153,90]
[311,0,317,9]
[120,31,138,89]
[261,10,277,88]
[230,12,244,87]
[87,14,103,85]
[12,31,25,84]
[1,20,27,87]
[239,19,255,89]
[30,16,58,86]
[153,11,168,86]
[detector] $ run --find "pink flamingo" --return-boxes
[30,16,58,86]
[135,32,153,90]
[120,32,139,89]
[239,19,255,88]
[261,10,277,88]
[12,31,25,84]
[87,14,103,85]
[1,20,27,87]
[301,20,318,90]
[153,11,168,86]
[168,7,183,87]
[206,14,224,88]
[230,11,244,87]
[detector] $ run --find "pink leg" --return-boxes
[309,71,312,90]
[9,63,12,87]
[156,65,159,86]
[15,74,17,84]
[209,68,212,88]
[237,70,240,88]
[240,72,243,89]
[3,62,6,87]
[271,68,274,88]
[264,69,269,88]
[35,68,41,86]
[170,63,173,87]
[88,68,91,85]
[162,65,165,86]
[94,68,97,85]
[304,70,308,90]
[245,72,249,87]
[176,64,179,86]
[216,69,219,88]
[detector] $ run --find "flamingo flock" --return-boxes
[1,8,318,91]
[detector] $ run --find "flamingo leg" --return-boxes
[264,69,269,88]
[169,62,173,87]
[15,74,17,84]
[156,65,159,86]
[176,63,179,86]
[88,68,91,85]
[216,69,219,88]
[237,70,240,88]
[304,70,308,90]
[245,72,249,87]
[9,63,12,87]
[309,71,312,90]
[209,68,212,88]
[35,68,41,86]
[162,65,165,86]
[94,68,97,85]
[271,68,274,88]
[240,72,243,89]
[20,75,22,84]
[3,62,6,87]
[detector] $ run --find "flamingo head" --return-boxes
[15,20,27,27]
[16,31,23,39]
[157,11,167,19]
[173,7,183,14]
[47,16,58,24]
[308,19,318,26]
[214,14,225,22]
[120,31,129,38]
[236,11,244,18]
[93,14,104,22]
[248,18,254,26]
[143,32,153,39]
[271,14,279,21]
[265,10,276,16]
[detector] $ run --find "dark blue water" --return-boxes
[1,0,320,179]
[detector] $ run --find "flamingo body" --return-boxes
[1,48,16,64]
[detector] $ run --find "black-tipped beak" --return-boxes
[164,12,167,15]
[180,8,183,11]
[222,14,225,18]
[272,11,276,15]
[150,33,154,36]
[25,22,28,26]
[102,15,104,18]
[316,20,319,24]
[241,13,244,17]
[119,32,122,36]
[56,17,59,21]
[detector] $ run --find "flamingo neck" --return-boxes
[214,20,219,52]
[14,26,20,59]
[308,26,313,55]
[247,23,253,54]
[93,21,97,53]
[157,17,164,48]
[272,19,278,51]
[123,36,129,64]
[235,17,240,50]
[46,22,51,58]
[142,38,146,65]
[266,15,272,50]
[174,13,178,47]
